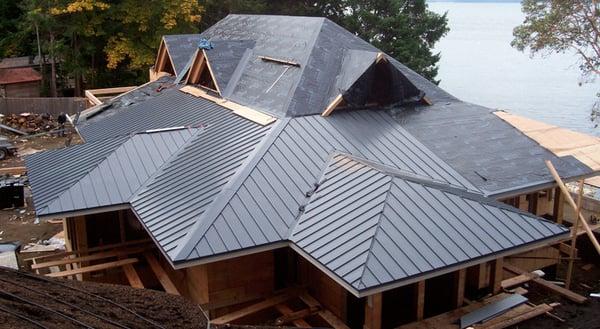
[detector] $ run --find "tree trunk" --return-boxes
[49,32,58,98]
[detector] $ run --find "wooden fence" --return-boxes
[0,97,87,115]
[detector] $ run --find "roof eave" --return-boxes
[486,170,599,199]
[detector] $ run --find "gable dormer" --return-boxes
[185,49,221,95]
[153,38,176,78]
[322,51,425,116]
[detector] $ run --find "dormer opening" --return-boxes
[185,49,221,95]
[322,52,426,117]
[154,40,175,76]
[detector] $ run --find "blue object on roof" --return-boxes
[198,38,213,50]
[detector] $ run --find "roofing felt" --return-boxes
[163,34,204,76]
[392,101,593,196]
[290,154,569,293]
[26,128,199,216]
[0,67,41,84]
[198,15,423,117]
[203,40,256,93]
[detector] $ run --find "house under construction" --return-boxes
[25,15,600,329]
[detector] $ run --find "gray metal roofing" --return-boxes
[130,107,273,256]
[78,75,177,127]
[392,101,593,196]
[26,128,198,216]
[78,89,226,142]
[290,154,569,293]
[163,34,204,76]
[173,109,478,262]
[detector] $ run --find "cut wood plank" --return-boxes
[259,55,301,67]
[144,252,180,295]
[24,239,151,262]
[298,291,350,329]
[504,263,587,304]
[275,306,319,326]
[275,304,311,327]
[322,94,343,117]
[0,167,26,175]
[318,309,351,329]
[501,274,535,289]
[123,264,144,289]
[85,86,136,95]
[546,160,600,255]
[566,179,584,290]
[476,303,552,329]
[31,247,146,269]
[211,293,292,325]
[46,258,138,277]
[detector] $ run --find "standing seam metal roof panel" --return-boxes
[25,129,199,216]
[290,154,569,293]
[174,109,479,262]
[131,109,273,256]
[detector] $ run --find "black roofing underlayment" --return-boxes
[25,14,595,294]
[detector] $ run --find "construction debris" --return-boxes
[1,113,64,134]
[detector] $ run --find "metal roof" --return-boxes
[172,109,479,263]
[78,89,226,142]
[26,128,199,216]
[131,109,273,256]
[290,154,569,294]
[392,101,593,196]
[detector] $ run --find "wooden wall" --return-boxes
[297,257,348,322]
[3,81,40,97]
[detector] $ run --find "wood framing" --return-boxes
[179,85,276,125]
[415,281,425,321]
[565,179,584,289]
[455,269,466,308]
[144,252,180,295]
[546,160,600,255]
[490,258,503,294]
[154,39,175,75]
[364,293,383,329]
[185,50,221,94]
[46,258,139,277]
[322,94,344,117]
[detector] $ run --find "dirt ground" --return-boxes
[516,239,600,329]
[0,134,79,255]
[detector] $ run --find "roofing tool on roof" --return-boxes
[198,38,213,50]
[259,55,301,67]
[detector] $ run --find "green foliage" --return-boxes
[512,0,600,81]
[513,0,600,123]
[200,0,449,82]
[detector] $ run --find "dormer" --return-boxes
[322,51,425,116]
[152,38,176,79]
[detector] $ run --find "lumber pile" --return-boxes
[1,113,62,134]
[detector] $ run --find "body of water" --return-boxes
[429,1,600,136]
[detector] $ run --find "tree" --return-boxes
[199,0,449,82]
[512,0,600,122]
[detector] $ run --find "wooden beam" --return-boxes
[364,293,382,329]
[504,263,587,304]
[545,160,600,255]
[553,187,564,224]
[85,90,103,106]
[31,246,147,270]
[24,239,151,263]
[475,303,553,329]
[211,293,292,325]
[144,253,180,295]
[455,269,466,308]
[558,243,577,257]
[0,167,26,175]
[375,52,387,63]
[298,292,350,329]
[46,258,138,277]
[85,86,136,96]
[527,192,539,215]
[259,55,301,67]
[322,94,343,117]
[274,304,311,327]
[415,280,425,321]
[490,258,504,294]
[566,179,584,290]
[123,264,144,289]
[275,306,319,326]
[501,273,536,289]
